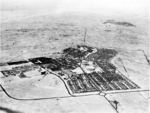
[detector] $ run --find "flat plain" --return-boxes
[0,9,149,113]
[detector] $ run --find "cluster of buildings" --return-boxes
[0,44,140,94]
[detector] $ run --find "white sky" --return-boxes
[1,0,149,16]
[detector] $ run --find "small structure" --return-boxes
[39,68,46,75]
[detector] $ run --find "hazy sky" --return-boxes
[1,0,149,16]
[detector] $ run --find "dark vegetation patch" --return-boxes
[63,45,93,58]
[28,57,56,65]
[29,57,61,71]
[28,45,93,71]
[104,20,136,27]
[7,60,28,65]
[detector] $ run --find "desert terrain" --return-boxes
[0,5,150,113]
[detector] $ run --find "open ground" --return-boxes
[0,8,149,113]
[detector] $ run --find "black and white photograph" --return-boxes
[0,0,149,113]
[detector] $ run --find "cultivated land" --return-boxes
[0,10,149,113]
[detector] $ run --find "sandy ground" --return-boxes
[0,10,149,113]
